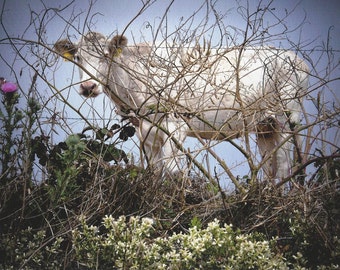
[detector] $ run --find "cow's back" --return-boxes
[177,47,308,138]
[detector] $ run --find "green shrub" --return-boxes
[72,215,289,269]
[0,227,63,269]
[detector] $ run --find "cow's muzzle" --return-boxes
[80,81,101,97]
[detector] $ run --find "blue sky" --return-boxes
[1,0,339,49]
[0,0,339,187]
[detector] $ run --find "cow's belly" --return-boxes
[185,109,259,140]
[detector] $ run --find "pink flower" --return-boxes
[0,77,18,93]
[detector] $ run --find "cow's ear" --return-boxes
[109,35,128,57]
[54,39,77,61]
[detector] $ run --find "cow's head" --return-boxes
[54,32,128,97]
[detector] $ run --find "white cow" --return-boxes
[54,32,309,179]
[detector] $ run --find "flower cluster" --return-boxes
[72,215,290,269]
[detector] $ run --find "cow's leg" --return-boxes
[256,117,280,181]
[160,119,187,173]
[137,117,186,173]
[257,135,277,180]
[275,132,292,179]
[257,117,293,182]
[273,60,307,180]
[283,95,305,183]
[137,120,164,169]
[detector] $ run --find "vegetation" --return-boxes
[0,0,339,269]
[0,89,338,268]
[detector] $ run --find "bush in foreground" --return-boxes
[72,215,289,269]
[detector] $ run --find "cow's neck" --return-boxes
[107,59,156,116]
